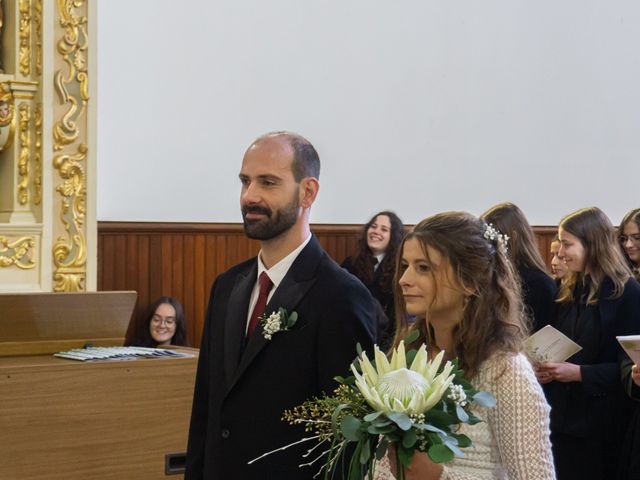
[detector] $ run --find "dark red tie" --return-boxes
[247,272,273,337]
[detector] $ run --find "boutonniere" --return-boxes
[260,307,298,340]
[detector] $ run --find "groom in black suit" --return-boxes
[185,132,378,479]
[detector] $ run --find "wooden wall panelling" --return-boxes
[98,223,558,348]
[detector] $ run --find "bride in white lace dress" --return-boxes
[374,212,555,480]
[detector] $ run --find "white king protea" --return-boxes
[351,341,455,415]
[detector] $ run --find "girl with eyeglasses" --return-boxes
[535,207,640,480]
[127,296,189,348]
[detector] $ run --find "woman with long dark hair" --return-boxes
[481,202,557,332]
[127,296,189,348]
[376,212,554,479]
[342,211,404,348]
[536,207,640,480]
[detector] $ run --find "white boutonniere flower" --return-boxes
[260,307,298,340]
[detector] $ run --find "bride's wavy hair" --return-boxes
[391,211,527,378]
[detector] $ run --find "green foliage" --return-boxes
[280,342,496,479]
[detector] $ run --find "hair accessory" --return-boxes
[483,223,510,254]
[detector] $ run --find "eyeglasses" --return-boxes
[619,234,640,245]
[151,315,176,327]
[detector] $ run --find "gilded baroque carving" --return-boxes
[34,104,42,205]
[35,0,43,76]
[17,104,31,205]
[0,236,36,269]
[19,0,32,77]
[53,145,87,292]
[0,83,15,151]
[53,0,88,150]
[53,0,89,292]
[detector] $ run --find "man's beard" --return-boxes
[241,192,299,241]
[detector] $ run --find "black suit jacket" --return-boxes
[185,236,377,479]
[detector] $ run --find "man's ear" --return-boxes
[299,177,319,209]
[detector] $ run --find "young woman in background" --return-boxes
[536,207,640,480]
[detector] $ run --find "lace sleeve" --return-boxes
[374,354,556,480]
[482,354,555,480]
[373,455,395,480]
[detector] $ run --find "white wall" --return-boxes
[97,1,640,225]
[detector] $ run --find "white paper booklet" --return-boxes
[525,325,582,363]
[617,335,640,365]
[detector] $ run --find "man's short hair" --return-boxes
[289,135,320,182]
[265,131,320,182]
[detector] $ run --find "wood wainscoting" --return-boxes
[98,222,557,347]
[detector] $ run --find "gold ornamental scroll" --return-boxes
[52,0,89,292]
[0,235,36,269]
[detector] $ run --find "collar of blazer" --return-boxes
[223,235,324,394]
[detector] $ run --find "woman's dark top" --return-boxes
[545,277,640,442]
[519,266,557,332]
[619,358,640,479]
[342,256,395,349]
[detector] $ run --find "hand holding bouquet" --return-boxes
[257,332,495,479]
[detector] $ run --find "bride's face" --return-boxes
[398,238,465,321]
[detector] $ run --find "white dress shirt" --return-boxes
[245,234,312,332]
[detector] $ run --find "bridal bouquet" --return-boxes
[259,332,495,479]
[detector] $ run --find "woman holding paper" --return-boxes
[619,359,640,479]
[536,207,640,480]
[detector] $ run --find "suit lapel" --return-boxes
[227,236,324,393]
[223,264,257,388]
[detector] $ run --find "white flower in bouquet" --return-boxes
[351,341,455,415]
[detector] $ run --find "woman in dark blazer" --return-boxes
[342,211,404,350]
[481,202,557,332]
[619,359,640,479]
[536,207,640,480]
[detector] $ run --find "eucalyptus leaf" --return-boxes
[405,349,418,366]
[397,445,414,467]
[404,329,420,344]
[451,433,472,448]
[473,391,496,408]
[367,424,395,435]
[341,415,362,441]
[425,409,456,428]
[419,424,446,435]
[331,404,352,436]
[402,429,417,448]
[364,411,383,422]
[387,412,413,431]
[444,440,465,458]
[375,438,389,460]
[288,311,298,325]
[356,343,363,356]
[466,412,482,425]
[428,444,455,463]
[360,439,371,464]
[455,404,469,422]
